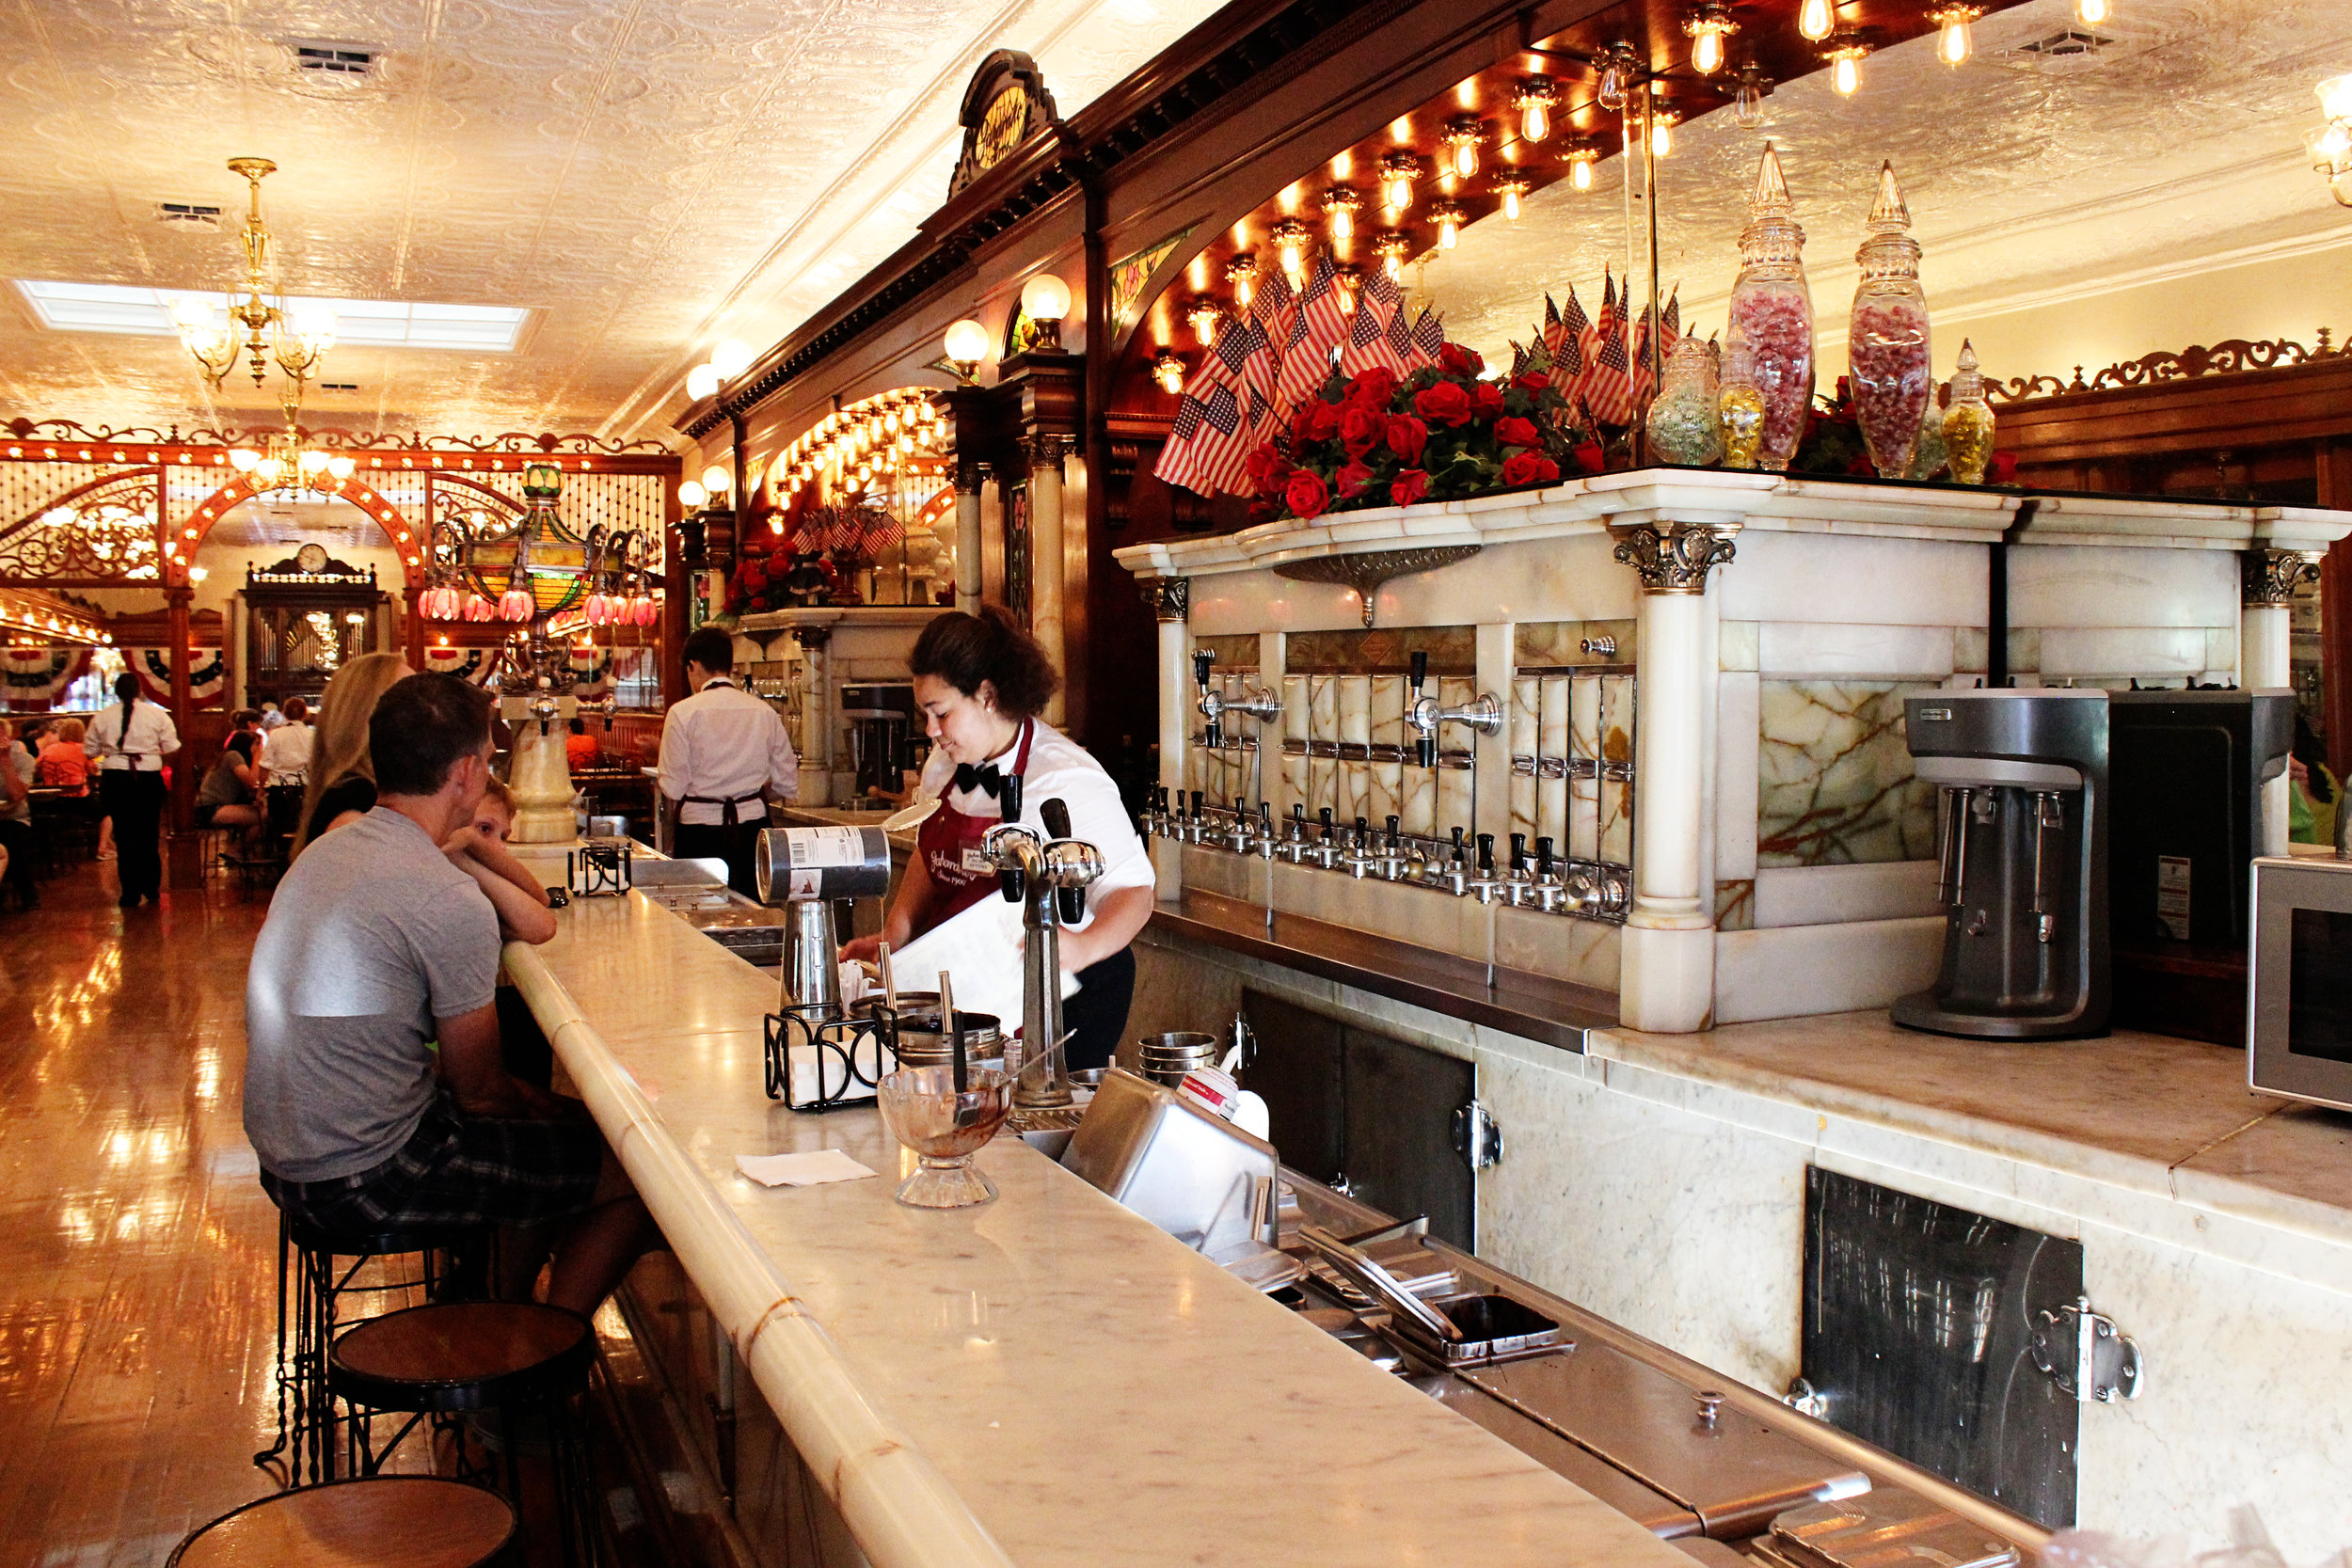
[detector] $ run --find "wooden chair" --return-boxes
[169,1476,516,1568]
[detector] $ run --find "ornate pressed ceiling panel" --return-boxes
[0,0,1224,438]
[1428,0,2352,383]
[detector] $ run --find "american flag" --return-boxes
[1583,272,1634,427]
[1407,309,1445,369]
[1338,272,1409,375]
[1275,254,1352,418]
[1541,294,1569,363]
[1629,286,1680,407]
[1152,379,1255,495]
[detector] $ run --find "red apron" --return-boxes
[914,720,1035,931]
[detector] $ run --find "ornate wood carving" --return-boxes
[947,52,1060,198]
[1989,335,2344,405]
[1609,522,1738,594]
[1270,545,1481,627]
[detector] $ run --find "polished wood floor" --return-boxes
[0,858,447,1566]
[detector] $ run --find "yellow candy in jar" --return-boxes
[1719,385,1767,470]
[1943,403,1995,485]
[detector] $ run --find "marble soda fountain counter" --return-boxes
[496,842,2042,1567]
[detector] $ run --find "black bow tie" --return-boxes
[953,761,1005,799]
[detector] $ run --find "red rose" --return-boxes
[1494,417,1541,451]
[1986,451,2018,484]
[1573,439,1605,474]
[1285,469,1330,519]
[1414,382,1473,427]
[1336,460,1375,499]
[1390,467,1430,508]
[1340,404,1384,456]
[1515,372,1550,391]
[1245,441,1293,494]
[1439,342,1483,376]
[1346,368,1399,408]
[1500,451,1561,487]
[1472,380,1505,418]
[1296,401,1342,443]
[1386,415,1428,464]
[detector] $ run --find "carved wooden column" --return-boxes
[953,459,989,614]
[1610,521,1738,1034]
[1146,575,1189,895]
[2245,546,2320,855]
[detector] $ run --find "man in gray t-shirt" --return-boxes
[243,673,655,1315]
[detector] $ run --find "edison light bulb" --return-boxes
[1651,115,1674,156]
[1437,209,1460,248]
[1499,181,1526,221]
[1833,50,1861,94]
[1326,190,1358,240]
[1452,135,1479,180]
[1692,26,1724,74]
[1934,5,1977,62]
[2076,0,2108,22]
[1521,99,1551,143]
[1799,0,1833,40]
[1570,155,1595,192]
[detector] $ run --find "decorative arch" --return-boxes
[175,476,427,589]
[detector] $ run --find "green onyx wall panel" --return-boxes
[1756,680,1939,867]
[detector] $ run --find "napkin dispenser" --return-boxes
[1062,1068,1279,1255]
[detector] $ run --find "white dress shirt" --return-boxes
[259,721,314,782]
[83,700,181,772]
[658,677,800,826]
[917,718,1152,930]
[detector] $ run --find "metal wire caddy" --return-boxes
[762,1000,899,1112]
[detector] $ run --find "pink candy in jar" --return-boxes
[1848,162,1932,479]
[1730,291,1814,471]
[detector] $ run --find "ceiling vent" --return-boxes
[289,41,375,76]
[156,203,222,229]
[2008,26,2114,59]
[318,382,359,392]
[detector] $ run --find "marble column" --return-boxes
[1149,576,1190,895]
[1030,436,1071,726]
[1611,521,1738,1034]
[797,625,834,808]
[954,461,987,615]
[2244,546,2320,856]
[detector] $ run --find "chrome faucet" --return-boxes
[981,788,1104,1110]
[1405,649,1503,766]
[1194,650,1284,743]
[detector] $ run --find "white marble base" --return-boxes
[1713,916,1945,1024]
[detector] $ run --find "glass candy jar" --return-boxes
[1942,339,1997,485]
[1645,334,1724,466]
[1726,143,1814,471]
[1906,399,1947,481]
[1848,162,1933,478]
[1718,321,1767,470]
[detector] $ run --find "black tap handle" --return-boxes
[1354,816,1369,847]
[1386,815,1402,847]
[1190,790,1204,819]
[1291,803,1306,832]
[1318,806,1334,841]
[1193,649,1215,689]
[1450,825,1466,863]
[1410,649,1428,693]
[1416,735,1436,769]
[1041,798,1085,923]
[1001,773,1023,824]
[1535,835,1554,877]
[1478,832,1496,873]
[1259,800,1273,828]
[1509,832,1527,871]
[1001,867,1025,902]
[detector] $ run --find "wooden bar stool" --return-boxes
[256,1213,490,1487]
[329,1302,602,1567]
[169,1476,516,1568]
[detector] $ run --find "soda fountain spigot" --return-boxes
[1406,649,1504,768]
[1194,650,1222,751]
[1468,832,1507,904]
[1409,651,1435,768]
[981,791,1104,1110]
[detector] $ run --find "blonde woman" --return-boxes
[292,652,414,856]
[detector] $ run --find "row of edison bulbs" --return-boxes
[770,392,947,509]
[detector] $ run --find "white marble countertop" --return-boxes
[1594,1010,2352,1254]
[501,856,1692,1568]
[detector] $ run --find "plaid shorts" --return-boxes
[262,1095,607,1235]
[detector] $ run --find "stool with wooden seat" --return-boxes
[256,1214,490,1487]
[169,1476,516,1568]
[329,1301,602,1567]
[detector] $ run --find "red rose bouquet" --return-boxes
[1256,341,1593,521]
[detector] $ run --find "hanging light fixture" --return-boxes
[1429,202,1466,249]
[1322,187,1361,242]
[1374,232,1413,279]
[1494,176,1531,220]
[1733,62,1772,128]
[1596,42,1641,110]
[2075,0,2110,23]
[1213,256,1252,312]
[1513,77,1561,144]
[1823,35,1870,95]
[1443,119,1485,180]
[1380,152,1423,212]
[1270,218,1311,280]
[1685,5,1738,74]
[1649,107,1678,157]
[1799,0,1836,40]
[1929,3,1980,63]
[1152,349,1187,394]
[173,157,335,407]
[1565,145,1600,191]
[1185,296,1226,345]
[2310,75,2352,205]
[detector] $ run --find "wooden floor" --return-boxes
[0,856,442,1567]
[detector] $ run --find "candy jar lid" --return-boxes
[1855,161,1921,282]
[1721,317,1757,387]
[1739,143,1807,273]
[1948,339,1988,404]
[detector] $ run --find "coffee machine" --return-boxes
[840,683,917,800]
[1894,689,2110,1040]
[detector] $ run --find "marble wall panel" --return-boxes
[1493,906,1622,990]
[1953,626,2040,677]
[1538,678,1570,849]
[1719,619,1760,673]
[1395,533,1637,627]
[1402,756,1438,836]
[1713,916,1944,1022]
[1756,680,1939,866]
[1757,623,1956,679]
[1754,862,1940,928]
[2008,544,2237,632]
[1285,625,1475,674]
[1569,677,1603,863]
[1510,677,1539,843]
[1190,633,1259,670]
[1718,673,1761,882]
[2037,626,2214,679]
[1599,676,1636,865]
[1720,533,1992,627]
[1716,879,1756,931]
[1517,618,1639,668]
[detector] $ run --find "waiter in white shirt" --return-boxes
[258,696,313,784]
[658,625,799,896]
[83,670,180,909]
[840,607,1152,1072]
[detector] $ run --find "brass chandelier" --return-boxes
[171,157,336,404]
